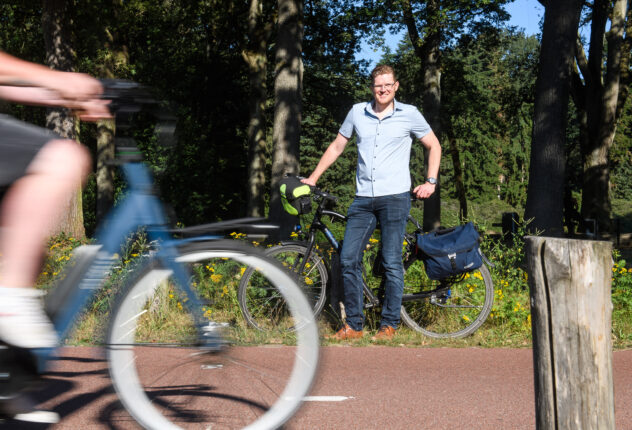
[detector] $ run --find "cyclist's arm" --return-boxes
[412,130,441,199]
[0,51,108,119]
[0,86,64,105]
[302,133,349,186]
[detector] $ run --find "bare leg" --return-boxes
[0,139,90,349]
[0,139,90,287]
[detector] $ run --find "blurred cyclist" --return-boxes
[0,50,109,423]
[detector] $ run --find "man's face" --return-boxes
[372,73,399,107]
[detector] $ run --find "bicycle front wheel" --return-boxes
[107,240,319,430]
[400,261,494,338]
[238,242,328,330]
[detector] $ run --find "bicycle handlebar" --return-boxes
[100,79,177,150]
[312,187,338,205]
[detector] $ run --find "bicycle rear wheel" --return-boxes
[400,260,494,338]
[238,242,328,330]
[107,240,319,430]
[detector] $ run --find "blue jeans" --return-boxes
[340,192,411,331]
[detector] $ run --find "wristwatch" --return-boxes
[426,177,437,185]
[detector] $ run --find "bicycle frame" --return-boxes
[294,194,345,269]
[37,162,213,367]
[295,197,384,308]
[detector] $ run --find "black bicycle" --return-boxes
[238,185,494,338]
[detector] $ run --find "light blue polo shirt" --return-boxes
[339,99,432,197]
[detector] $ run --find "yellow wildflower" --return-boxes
[211,274,223,283]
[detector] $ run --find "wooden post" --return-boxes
[525,236,614,429]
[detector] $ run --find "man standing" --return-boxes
[302,64,441,340]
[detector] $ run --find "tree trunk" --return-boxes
[95,3,127,225]
[402,0,441,231]
[448,137,467,221]
[524,0,583,236]
[42,0,85,239]
[269,0,303,238]
[96,119,115,223]
[578,0,629,233]
[243,0,271,218]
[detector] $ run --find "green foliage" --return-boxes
[612,250,632,347]
[611,90,632,200]
[37,234,89,289]
[479,224,530,333]
[441,29,538,207]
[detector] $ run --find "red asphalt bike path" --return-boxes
[3,346,632,429]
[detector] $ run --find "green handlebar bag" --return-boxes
[280,176,312,216]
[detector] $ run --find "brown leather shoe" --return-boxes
[371,325,396,341]
[326,324,364,340]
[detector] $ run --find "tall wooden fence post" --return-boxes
[525,236,614,429]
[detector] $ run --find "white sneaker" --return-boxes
[13,409,60,424]
[0,394,60,424]
[0,287,58,349]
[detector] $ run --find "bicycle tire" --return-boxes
[238,242,328,330]
[107,240,319,430]
[400,262,494,338]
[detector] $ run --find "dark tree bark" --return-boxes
[96,120,115,223]
[402,0,442,231]
[524,0,583,235]
[95,3,127,225]
[243,0,272,218]
[42,0,85,239]
[269,0,303,238]
[572,0,629,233]
[448,137,467,221]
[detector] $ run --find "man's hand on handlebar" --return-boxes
[300,177,317,187]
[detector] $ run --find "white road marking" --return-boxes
[302,396,354,402]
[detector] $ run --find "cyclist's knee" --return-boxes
[27,139,91,183]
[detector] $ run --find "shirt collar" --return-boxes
[365,99,401,118]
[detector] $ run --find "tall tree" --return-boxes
[243,0,273,217]
[269,0,303,236]
[524,0,584,235]
[571,0,631,232]
[42,0,85,238]
[401,0,442,230]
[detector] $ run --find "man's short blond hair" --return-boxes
[370,64,397,83]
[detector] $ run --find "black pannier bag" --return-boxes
[280,176,312,216]
[416,222,483,280]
